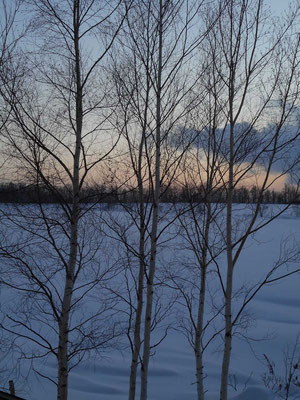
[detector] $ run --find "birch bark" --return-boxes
[140,1,163,398]
[57,1,82,398]
[128,106,148,400]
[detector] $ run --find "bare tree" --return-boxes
[168,53,229,399]
[0,1,28,389]
[173,152,227,399]
[263,335,300,400]
[162,2,300,399]
[199,2,300,399]
[106,1,223,399]
[0,1,131,399]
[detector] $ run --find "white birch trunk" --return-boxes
[194,200,211,400]
[194,264,206,400]
[140,2,163,399]
[220,122,234,400]
[57,1,82,398]
[128,68,150,400]
[128,201,145,400]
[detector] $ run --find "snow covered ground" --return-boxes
[1,204,300,400]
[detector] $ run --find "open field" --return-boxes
[1,204,300,400]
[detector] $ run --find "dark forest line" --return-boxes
[0,182,299,205]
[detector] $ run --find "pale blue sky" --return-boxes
[267,0,295,14]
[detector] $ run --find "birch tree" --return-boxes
[201,2,300,399]
[0,0,25,386]
[0,1,130,399]
[168,1,300,399]
[107,1,216,399]
[172,97,228,400]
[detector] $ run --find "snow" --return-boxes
[1,204,300,400]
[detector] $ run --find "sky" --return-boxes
[266,0,294,14]
[0,0,299,191]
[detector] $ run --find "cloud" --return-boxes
[170,121,300,175]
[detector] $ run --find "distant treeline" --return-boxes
[0,182,299,205]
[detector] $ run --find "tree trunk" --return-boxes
[57,272,75,400]
[128,203,145,400]
[194,264,206,400]
[194,200,211,400]
[57,209,79,400]
[57,1,82,398]
[140,2,163,399]
[128,45,151,398]
[220,122,234,400]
